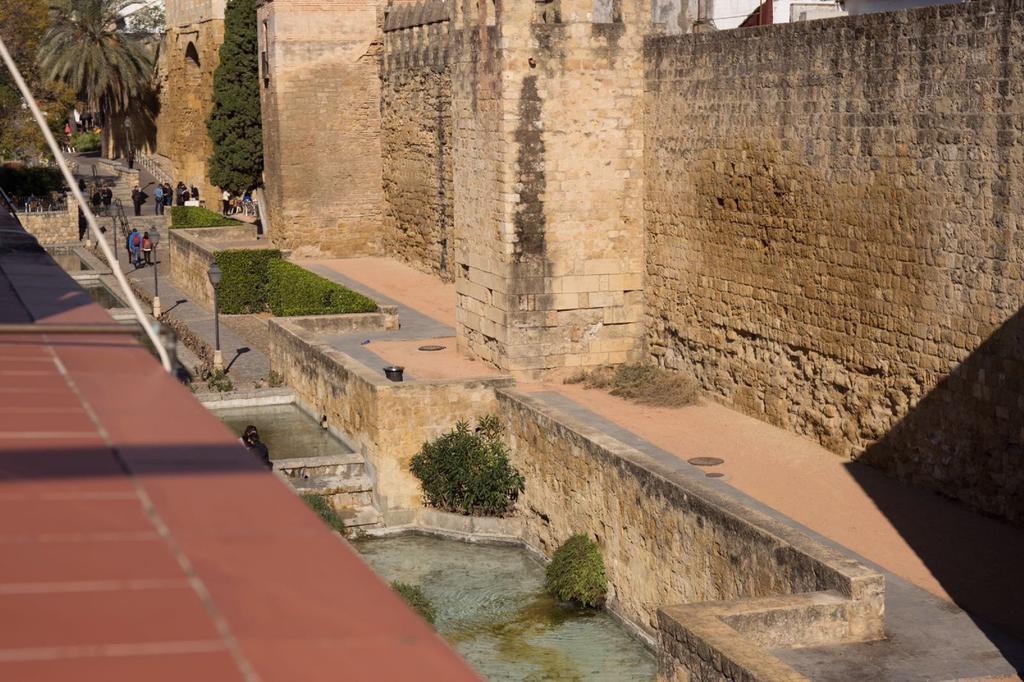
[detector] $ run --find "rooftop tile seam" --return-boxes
[44,351,260,682]
[0,578,191,595]
[0,639,228,664]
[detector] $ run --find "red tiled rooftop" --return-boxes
[0,208,478,680]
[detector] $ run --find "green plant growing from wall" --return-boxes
[391,581,436,625]
[409,415,524,517]
[544,534,607,608]
[301,493,346,534]
[206,0,263,193]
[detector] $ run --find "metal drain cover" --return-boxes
[705,472,724,479]
[687,456,724,467]
[418,344,447,352]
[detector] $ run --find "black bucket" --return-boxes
[383,365,405,382]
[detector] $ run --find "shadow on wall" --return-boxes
[851,305,1024,673]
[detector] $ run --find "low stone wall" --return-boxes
[168,226,261,309]
[19,206,79,245]
[498,389,884,677]
[169,228,218,309]
[268,317,513,510]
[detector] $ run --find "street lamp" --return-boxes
[207,262,223,371]
[150,227,161,317]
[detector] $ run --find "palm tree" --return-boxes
[37,0,153,158]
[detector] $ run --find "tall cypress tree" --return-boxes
[206,0,263,193]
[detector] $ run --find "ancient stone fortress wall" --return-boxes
[381,2,455,280]
[451,0,647,378]
[257,0,385,257]
[643,0,1024,523]
[156,0,225,203]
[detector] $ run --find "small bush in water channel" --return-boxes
[301,494,346,534]
[409,415,524,517]
[544,534,607,608]
[391,581,436,625]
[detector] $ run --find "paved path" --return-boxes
[303,255,1024,680]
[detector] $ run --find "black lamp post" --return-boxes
[207,262,223,371]
[150,227,161,316]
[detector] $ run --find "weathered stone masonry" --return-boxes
[258,0,386,257]
[451,0,648,377]
[381,3,455,280]
[644,0,1024,524]
[157,0,225,202]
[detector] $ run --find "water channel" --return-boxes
[357,534,656,681]
[211,403,354,461]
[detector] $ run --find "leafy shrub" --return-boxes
[195,365,233,392]
[213,248,282,314]
[267,260,378,316]
[72,130,101,153]
[170,206,241,228]
[301,493,346,533]
[0,165,64,196]
[391,581,436,624]
[409,415,524,517]
[544,534,607,608]
[565,363,700,407]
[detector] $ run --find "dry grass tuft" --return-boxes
[564,363,700,408]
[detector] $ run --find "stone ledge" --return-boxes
[373,507,525,544]
[658,592,865,682]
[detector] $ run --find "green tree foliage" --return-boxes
[38,0,152,121]
[206,0,263,193]
[0,0,75,161]
[127,3,165,34]
[544,534,607,608]
[410,416,525,517]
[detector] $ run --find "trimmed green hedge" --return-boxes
[211,248,377,317]
[170,206,241,228]
[267,260,377,316]
[213,248,282,314]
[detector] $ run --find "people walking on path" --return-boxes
[128,228,142,268]
[190,185,199,202]
[101,186,112,211]
[163,183,173,210]
[154,184,164,215]
[131,185,144,217]
[142,231,153,266]
[176,182,187,206]
[222,189,231,216]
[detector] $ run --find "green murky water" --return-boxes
[211,403,353,460]
[356,534,656,681]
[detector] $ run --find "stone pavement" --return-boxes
[303,256,1024,680]
[110,240,270,388]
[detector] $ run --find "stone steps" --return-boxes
[340,504,383,528]
[274,453,366,480]
[292,474,377,515]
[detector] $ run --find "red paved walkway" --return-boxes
[0,211,477,680]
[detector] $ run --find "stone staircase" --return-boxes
[274,453,383,530]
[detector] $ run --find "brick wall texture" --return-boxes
[381,10,455,279]
[644,0,1024,523]
[19,206,79,246]
[258,0,385,257]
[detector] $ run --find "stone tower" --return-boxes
[450,0,648,378]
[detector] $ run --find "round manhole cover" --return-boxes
[418,345,447,352]
[705,472,724,479]
[687,456,724,467]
